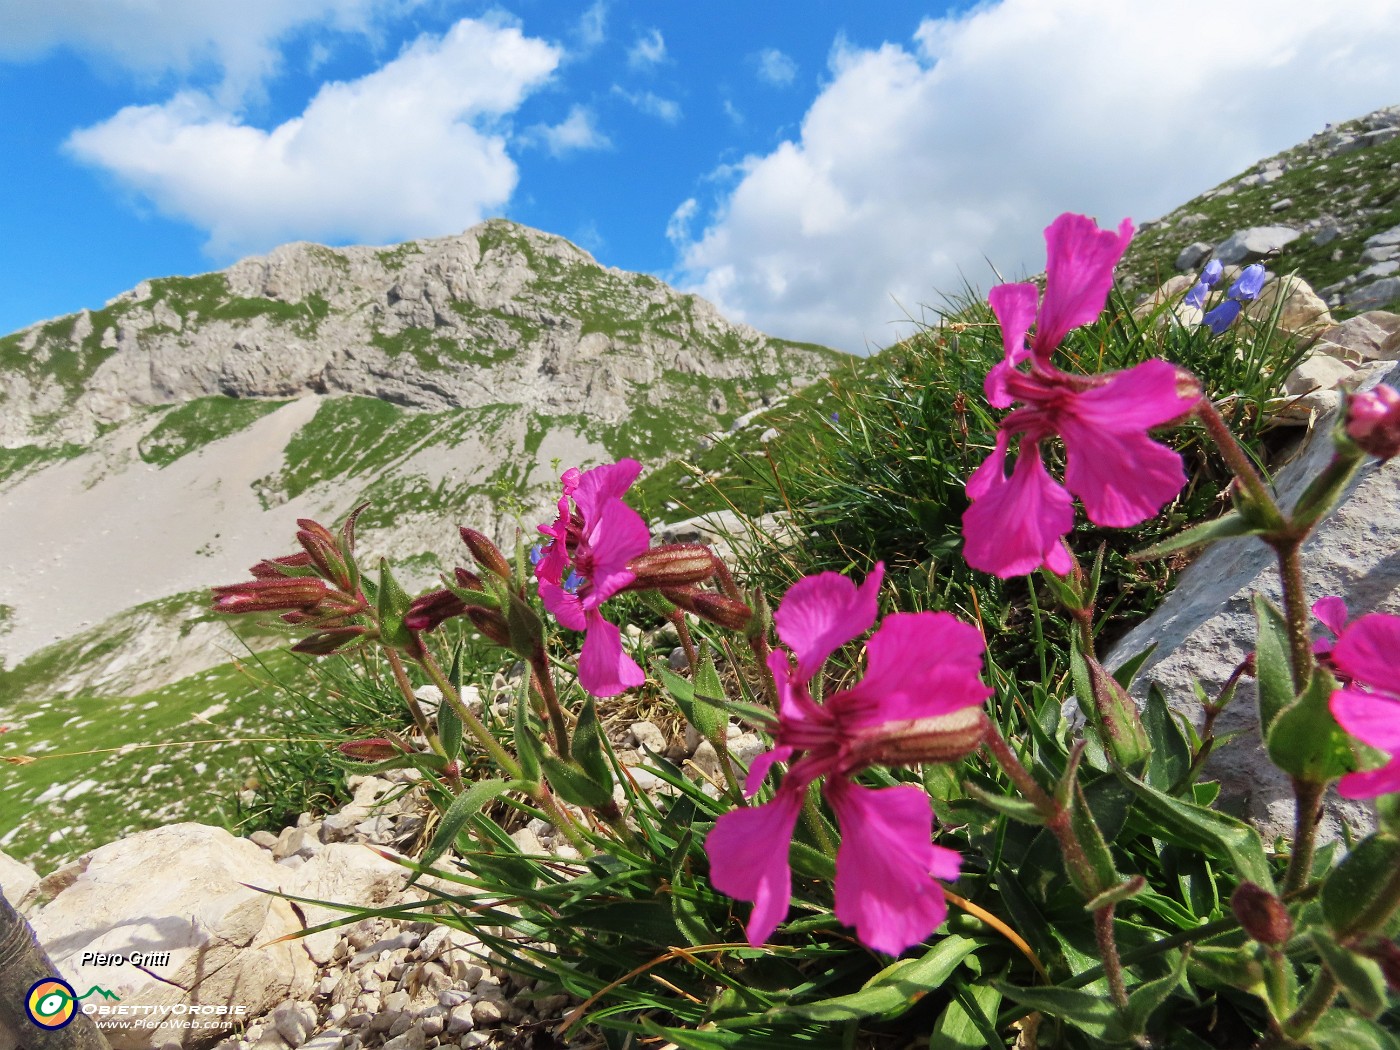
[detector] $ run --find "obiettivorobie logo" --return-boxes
[24,978,120,1029]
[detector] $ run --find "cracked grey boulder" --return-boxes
[1212,226,1301,265]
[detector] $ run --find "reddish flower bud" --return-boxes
[627,544,716,590]
[338,737,401,761]
[1359,938,1400,994]
[405,588,468,632]
[1346,384,1400,461]
[249,551,315,578]
[211,577,330,614]
[291,626,371,655]
[1230,882,1293,947]
[467,607,513,648]
[460,527,512,579]
[846,707,989,768]
[454,566,486,592]
[662,587,754,632]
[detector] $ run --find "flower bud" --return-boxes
[627,544,716,589]
[211,577,329,614]
[466,607,513,648]
[405,589,467,632]
[661,587,753,632]
[291,626,371,655]
[1345,384,1400,461]
[249,551,315,578]
[460,527,513,579]
[337,737,401,762]
[297,519,352,588]
[1359,938,1400,994]
[846,707,989,768]
[1230,882,1293,947]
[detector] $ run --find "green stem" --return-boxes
[536,785,596,857]
[1281,969,1337,1044]
[528,651,572,762]
[801,780,837,857]
[1283,776,1324,895]
[1271,540,1314,694]
[385,647,444,757]
[415,646,523,780]
[1196,398,1282,523]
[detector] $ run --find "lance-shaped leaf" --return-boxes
[571,697,614,794]
[1254,593,1296,733]
[1311,932,1387,1019]
[1130,510,1261,561]
[1267,666,1355,783]
[539,754,615,809]
[376,558,416,650]
[409,777,524,884]
[1323,834,1400,938]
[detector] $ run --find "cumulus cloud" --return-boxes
[65,18,560,258]
[673,0,1400,351]
[612,86,681,122]
[666,198,698,245]
[528,105,610,156]
[754,48,797,86]
[627,28,666,69]
[0,0,419,102]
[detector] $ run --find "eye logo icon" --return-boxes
[26,979,77,1028]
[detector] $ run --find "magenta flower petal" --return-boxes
[962,441,1075,578]
[1331,688,1400,799]
[839,612,991,726]
[774,563,884,681]
[1061,425,1186,528]
[1334,614,1400,698]
[828,780,953,956]
[965,429,1011,501]
[1034,213,1133,357]
[1312,596,1350,639]
[706,786,807,946]
[581,499,650,603]
[578,609,645,698]
[1066,359,1199,432]
[986,283,1039,409]
[743,745,797,797]
[574,458,643,514]
[540,581,587,631]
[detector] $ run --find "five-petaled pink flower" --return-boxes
[1328,612,1400,799]
[963,213,1202,578]
[534,460,651,697]
[705,563,991,956]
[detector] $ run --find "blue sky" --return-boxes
[3,0,1400,352]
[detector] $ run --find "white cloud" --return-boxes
[628,28,666,69]
[65,18,561,258]
[666,198,697,245]
[528,105,610,156]
[722,98,744,126]
[577,2,607,50]
[754,47,797,86]
[673,0,1400,352]
[612,86,681,123]
[0,0,419,102]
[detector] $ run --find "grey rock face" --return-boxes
[1346,276,1400,312]
[1212,225,1301,265]
[1175,242,1212,271]
[1106,362,1400,846]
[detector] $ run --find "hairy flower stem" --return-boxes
[385,647,444,757]
[414,646,523,781]
[983,724,1130,1003]
[1094,904,1129,1009]
[1196,398,1281,521]
[527,652,572,762]
[670,610,699,675]
[1283,777,1324,895]
[536,785,597,858]
[1271,540,1315,694]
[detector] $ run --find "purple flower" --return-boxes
[705,564,991,955]
[1184,259,1223,311]
[1202,263,1267,334]
[534,460,651,697]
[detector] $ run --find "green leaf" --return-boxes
[1071,637,1150,769]
[1188,944,1266,994]
[771,936,977,1023]
[1306,1008,1400,1050]
[1118,772,1275,891]
[1311,932,1387,1018]
[1323,835,1400,938]
[929,981,1002,1050]
[437,658,464,762]
[410,777,519,883]
[540,753,615,809]
[1267,667,1354,783]
[963,781,1047,825]
[512,670,540,782]
[1122,949,1188,1038]
[375,558,415,649]
[1130,511,1261,560]
[659,653,731,744]
[1113,643,1158,690]
[571,697,614,793]
[1143,684,1191,793]
[1070,781,1119,896]
[992,982,1118,1040]
[1254,593,1296,733]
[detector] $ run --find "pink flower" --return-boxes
[534,460,651,697]
[963,213,1201,578]
[705,564,991,955]
[1311,595,1350,669]
[1328,613,1400,799]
